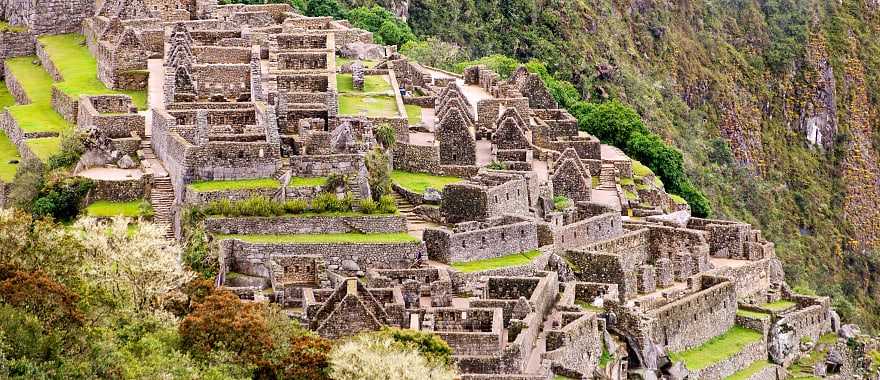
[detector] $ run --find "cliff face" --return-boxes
[354,0,880,327]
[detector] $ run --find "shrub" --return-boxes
[365,149,392,200]
[31,177,94,222]
[180,290,274,364]
[486,161,506,170]
[137,200,155,218]
[8,158,43,208]
[324,174,347,192]
[328,332,455,380]
[553,196,571,210]
[374,123,396,150]
[378,194,397,214]
[237,196,283,217]
[376,327,453,367]
[359,198,378,214]
[0,269,84,330]
[46,132,85,170]
[311,192,336,213]
[284,199,309,214]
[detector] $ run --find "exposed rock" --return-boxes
[117,154,135,169]
[339,42,385,61]
[645,210,691,228]
[664,361,689,380]
[769,321,796,364]
[839,324,861,340]
[341,259,360,272]
[423,187,442,202]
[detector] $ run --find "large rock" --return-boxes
[839,324,860,340]
[117,154,136,169]
[341,259,360,272]
[769,321,796,364]
[645,210,691,228]
[423,187,442,202]
[339,42,386,60]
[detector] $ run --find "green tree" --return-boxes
[365,148,391,200]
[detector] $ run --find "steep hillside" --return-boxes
[354,0,880,328]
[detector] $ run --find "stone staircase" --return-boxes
[597,163,618,191]
[150,175,175,239]
[391,191,440,239]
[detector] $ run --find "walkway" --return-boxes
[455,79,492,117]
[391,191,441,239]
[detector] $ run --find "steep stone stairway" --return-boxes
[597,163,618,191]
[150,175,175,239]
[391,191,441,239]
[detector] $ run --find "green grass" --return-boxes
[619,177,635,186]
[338,94,399,117]
[668,326,763,371]
[669,194,688,205]
[25,137,61,162]
[405,104,422,125]
[727,360,772,380]
[736,309,770,319]
[337,74,393,93]
[391,170,462,194]
[5,57,71,135]
[189,178,281,192]
[0,21,26,33]
[216,232,419,244]
[85,200,150,218]
[0,82,15,109]
[37,34,147,109]
[624,190,638,201]
[0,131,20,182]
[592,176,599,188]
[632,160,653,178]
[762,300,796,312]
[451,250,542,273]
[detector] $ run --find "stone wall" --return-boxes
[85,177,148,203]
[77,95,145,138]
[542,312,602,377]
[184,185,320,204]
[290,153,363,177]
[708,257,784,301]
[688,339,767,379]
[424,217,539,263]
[222,238,426,276]
[0,30,34,60]
[0,0,93,36]
[552,212,624,252]
[205,214,407,235]
[450,250,553,291]
[645,275,737,352]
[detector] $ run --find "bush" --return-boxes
[47,132,86,170]
[31,177,94,222]
[323,174,347,192]
[378,194,397,214]
[311,192,336,213]
[374,123,396,150]
[305,0,346,19]
[399,38,466,71]
[365,149,391,200]
[553,196,571,210]
[8,158,43,208]
[347,6,415,46]
[359,198,378,214]
[284,199,309,214]
[237,196,283,217]
[376,327,453,367]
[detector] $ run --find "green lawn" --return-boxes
[451,250,541,273]
[5,57,71,135]
[405,104,422,125]
[189,178,281,192]
[574,300,604,313]
[391,170,462,194]
[38,34,147,109]
[762,300,796,312]
[216,232,419,244]
[337,74,393,94]
[0,131,20,182]
[25,137,61,162]
[338,94,400,118]
[0,82,15,109]
[736,309,770,320]
[727,360,772,380]
[85,200,151,218]
[668,326,763,371]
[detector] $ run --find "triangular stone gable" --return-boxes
[174,65,196,94]
[438,106,476,166]
[100,17,126,45]
[437,96,475,127]
[551,157,591,203]
[493,117,531,150]
[494,106,527,131]
[310,279,390,339]
[114,0,153,20]
[556,147,589,178]
[114,28,145,51]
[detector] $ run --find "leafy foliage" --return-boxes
[366,148,392,200]
[328,331,455,380]
[31,176,94,222]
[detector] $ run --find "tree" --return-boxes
[365,148,392,201]
[328,332,455,380]
[7,158,43,209]
[75,217,194,311]
[0,270,84,330]
[400,38,465,71]
[374,123,396,150]
[0,209,86,285]
[180,290,274,365]
[375,328,453,367]
[305,0,346,19]
[31,176,94,222]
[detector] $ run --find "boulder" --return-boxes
[339,42,386,60]
[341,259,360,272]
[664,361,689,380]
[423,187,442,202]
[117,155,136,169]
[645,210,691,228]
[839,324,860,340]
[769,321,796,364]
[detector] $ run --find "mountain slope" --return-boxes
[356,0,880,328]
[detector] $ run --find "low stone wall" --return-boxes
[51,86,78,124]
[35,39,62,81]
[0,182,9,208]
[222,238,426,275]
[552,212,624,253]
[84,176,148,203]
[4,60,30,105]
[450,249,553,290]
[688,339,768,379]
[403,96,435,108]
[392,183,425,205]
[424,219,539,263]
[205,214,407,234]
[184,185,321,204]
[0,30,35,60]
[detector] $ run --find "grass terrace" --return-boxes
[451,250,541,273]
[736,309,770,320]
[0,21,27,33]
[391,170,462,194]
[339,94,399,118]
[25,137,61,162]
[0,131,20,182]
[38,34,147,109]
[632,160,653,178]
[669,194,688,205]
[668,326,763,371]
[85,200,151,218]
[0,81,15,109]
[574,300,604,313]
[405,104,422,125]
[761,300,797,312]
[189,178,282,192]
[5,57,71,135]
[727,361,772,380]
[337,74,393,94]
[216,232,419,244]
